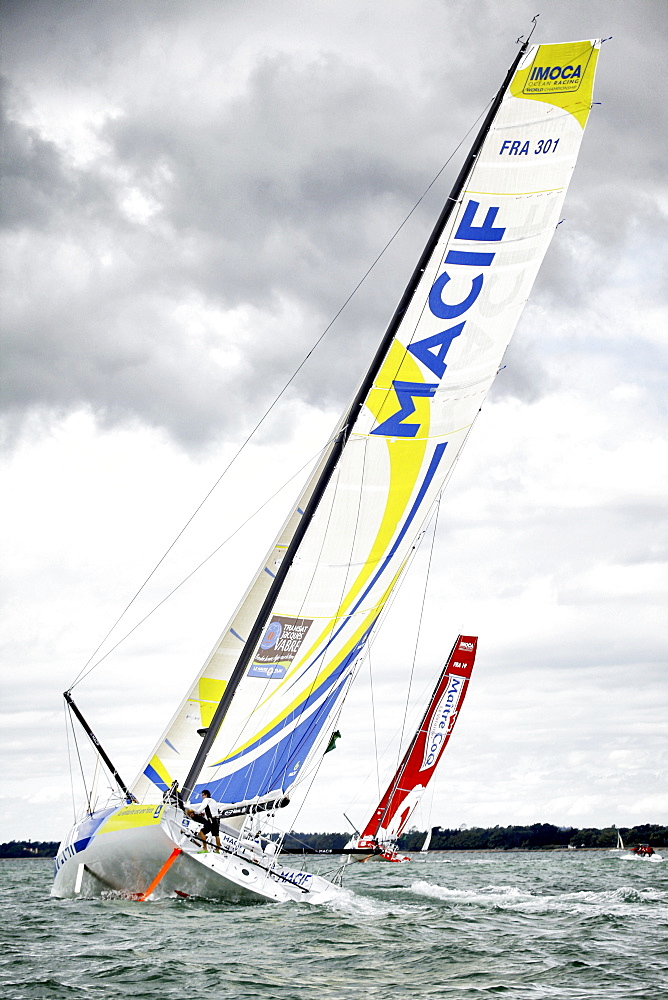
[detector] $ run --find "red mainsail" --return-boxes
[357,635,477,848]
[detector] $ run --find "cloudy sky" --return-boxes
[1,0,666,844]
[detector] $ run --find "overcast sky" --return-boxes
[1,0,666,844]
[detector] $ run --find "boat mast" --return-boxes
[180,40,529,802]
[64,690,137,803]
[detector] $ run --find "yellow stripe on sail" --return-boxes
[198,677,227,727]
[148,754,172,788]
[510,40,599,129]
[466,187,566,197]
[267,342,429,697]
[215,563,408,764]
[338,342,429,618]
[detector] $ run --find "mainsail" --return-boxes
[131,39,601,819]
[358,635,476,847]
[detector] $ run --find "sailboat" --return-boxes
[346,635,476,862]
[53,36,601,903]
[609,830,625,852]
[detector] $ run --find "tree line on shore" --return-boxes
[2,823,666,858]
[0,840,59,858]
[284,822,668,852]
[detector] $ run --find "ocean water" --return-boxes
[2,850,666,999]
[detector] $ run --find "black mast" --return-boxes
[64,690,137,803]
[180,41,529,802]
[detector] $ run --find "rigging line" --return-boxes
[401,498,441,753]
[341,517,436,811]
[70,441,331,689]
[89,754,101,815]
[380,492,442,836]
[340,455,454,817]
[202,454,350,791]
[282,830,319,852]
[282,451,427,814]
[279,661,358,808]
[69,103,491,692]
[64,703,77,822]
[67,705,92,815]
[342,557,448,829]
[367,647,381,802]
[280,676,355,849]
[277,437,371,784]
[235,434,369,805]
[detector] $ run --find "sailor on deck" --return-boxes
[187,789,221,852]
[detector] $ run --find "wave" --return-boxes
[322,883,424,919]
[410,879,667,917]
[619,853,664,862]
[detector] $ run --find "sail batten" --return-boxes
[131,38,601,816]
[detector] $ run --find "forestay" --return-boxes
[132,40,600,811]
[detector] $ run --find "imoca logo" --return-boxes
[530,64,581,81]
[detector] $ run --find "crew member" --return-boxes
[187,789,221,852]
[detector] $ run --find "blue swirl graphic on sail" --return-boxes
[141,443,448,801]
[194,672,351,803]
[212,631,371,769]
[282,441,448,694]
[197,441,450,805]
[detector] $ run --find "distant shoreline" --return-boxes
[2,823,667,859]
[2,845,665,860]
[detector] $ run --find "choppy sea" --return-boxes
[2,850,666,999]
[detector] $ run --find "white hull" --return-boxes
[52,803,341,904]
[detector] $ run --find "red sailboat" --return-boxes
[348,635,477,862]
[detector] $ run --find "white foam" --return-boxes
[620,853,664,862]
[321,883,424,919]
[410,880,667,917]
[411,880,531,905]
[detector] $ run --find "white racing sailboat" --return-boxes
[53,35,602,903]
[346,635,476,862]
[609,830,625,852]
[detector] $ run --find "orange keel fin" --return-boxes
[138,848,182,901]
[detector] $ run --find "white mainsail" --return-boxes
[131,40,601,820]
[610,830,625,851]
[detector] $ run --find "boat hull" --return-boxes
[343,838,410,863]
[620,851,663,862]
[52,803,341,903]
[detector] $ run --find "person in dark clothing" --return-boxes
[187,789,221,852]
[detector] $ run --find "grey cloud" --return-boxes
[1,88,69,229]
[1,0,666,449]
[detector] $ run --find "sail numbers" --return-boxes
[499,138,561,156]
